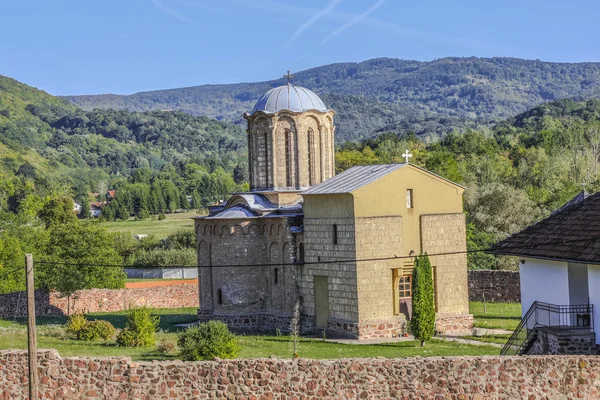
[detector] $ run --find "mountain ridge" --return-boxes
[63,56,600,141]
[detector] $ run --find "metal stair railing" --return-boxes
[500,301,538,356]
[501,301,594,356]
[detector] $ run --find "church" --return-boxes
[194,78,472,339]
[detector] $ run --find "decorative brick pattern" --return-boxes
[468,270,521,302]
[4,350,600,399]
[0,283,198,318]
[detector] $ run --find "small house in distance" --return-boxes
[489,191,600,355]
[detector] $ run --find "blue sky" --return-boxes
[1,0,599,96]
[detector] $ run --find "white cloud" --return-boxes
[321,0,386,45]
[285,0,343,48]
[152,0,194,24]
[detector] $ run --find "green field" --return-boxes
[104,212,198,238]
[470,301,522,331]
[0,307,500,361]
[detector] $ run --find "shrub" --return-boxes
[116,306,160,347]
[411,253,435,347]
[178,320,240,361]
[128,248,196,267]
[78,320,116,341]
[161,229,196,250]
[156,339,178,355]
[157,213,166,221]
[65,313,87,337]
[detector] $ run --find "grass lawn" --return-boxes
[104,211,198,238]
[0,307,500,361]
[462,334,512,345]
[469,301,521,331]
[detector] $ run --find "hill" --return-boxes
[0,74,248,217]
[64,57,600,141]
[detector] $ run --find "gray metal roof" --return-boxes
[250,84,328,115]
[205,206,257,219]
[303,164,407,195]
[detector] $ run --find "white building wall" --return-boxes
[520,258,569,321]
[586,264,600,344]
[568,262,589,305]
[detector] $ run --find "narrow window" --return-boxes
[298,243,305,263]
[332,224,338,245]
[406,189,413,209]
[307,128,313,185]
[274,268,279,284]
[217,288,223,305]
[285,129,293,187]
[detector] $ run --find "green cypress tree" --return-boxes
[410,253,435,347]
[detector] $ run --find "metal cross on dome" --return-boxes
[402,150,413,163]
[284,70,294,84]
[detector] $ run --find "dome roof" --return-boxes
[251,84,328,115]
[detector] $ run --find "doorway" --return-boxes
[314,276,329,328]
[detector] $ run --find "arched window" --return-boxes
[307,128,313,185]
[263,130,269,187]
[217,288,223,305]
[285,129,293,187]
[298,243,305,263]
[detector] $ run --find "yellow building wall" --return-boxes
[302,164,469,330]
[352,165,464,256]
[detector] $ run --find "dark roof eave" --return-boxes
[486,250,600,265]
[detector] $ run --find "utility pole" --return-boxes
[25,254,38,399]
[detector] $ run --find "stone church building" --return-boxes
[194,82,472,339]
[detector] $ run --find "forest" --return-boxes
[2,72,600,294]
[65,57,600,141]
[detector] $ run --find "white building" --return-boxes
[490,192,599,354]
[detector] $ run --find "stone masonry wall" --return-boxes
[468,270,521,302]
[0,283,198,318]
[354,216,403,323]
[4,350,600,399]
[301,217,358,325]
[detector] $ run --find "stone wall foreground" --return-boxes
[1,350,600,399]
[468,270,521,303]
[0,283,199,319]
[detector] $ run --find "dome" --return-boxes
[250,84,328,115]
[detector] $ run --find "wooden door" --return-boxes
[314,276,329,328]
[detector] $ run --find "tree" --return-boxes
[38,197,78,228]
[233,163,248,184]
[38,221,126,299]
[411,253,435,347]
[79,201,90,219]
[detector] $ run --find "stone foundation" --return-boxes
[358,317,407,339]
[435,313,474,334]
[5,350,600,399]
[527,328,600,355]
[197,310,296,334]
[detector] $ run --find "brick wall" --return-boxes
[0,283,198,318]
[2,350,600,399]
[468,270,521,302]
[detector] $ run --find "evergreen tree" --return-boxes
[179,191,189,210]
[79,201,90,219]
[192,190,202,210]
[410,253,435,347]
